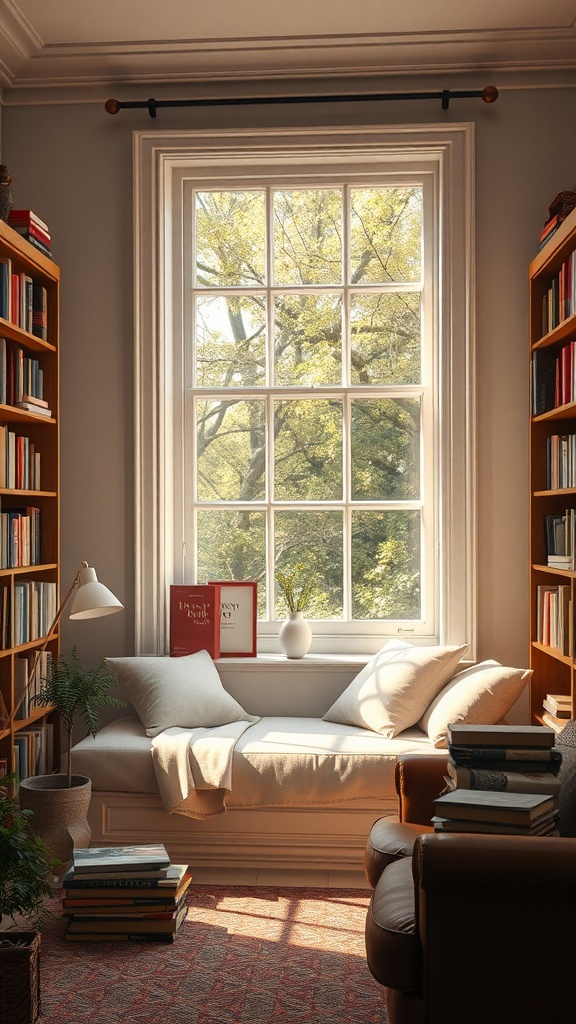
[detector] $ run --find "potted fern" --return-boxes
[17,647,125,874]
[275,564,318,659]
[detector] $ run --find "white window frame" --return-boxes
[134,124,476,658]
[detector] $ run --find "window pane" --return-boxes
[274,293,342,386]
[197,510,266,617]
[351,399,421,501]
[196,399,266,501]
[195,190,266,287]
[195,295,266,387]
[350,187,421,284]
[275,511,343,618]
[273,189,342,285]
[350,292,421,385]
[274,400,342,500]
[352,510,421,619]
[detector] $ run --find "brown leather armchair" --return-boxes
[364,754,576,1024]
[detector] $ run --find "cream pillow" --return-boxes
[107,650,258,738]
[419,659,532,748]
[322,641,468,737]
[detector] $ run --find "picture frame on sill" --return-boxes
[208,581,257,657]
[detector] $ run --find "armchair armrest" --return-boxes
[394,754,448,825]
[412,833,576,1023]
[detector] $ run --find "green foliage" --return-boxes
[33,647,126,788]
[275,564,319,614]
[0,774,55,926]
[193,184,424,622]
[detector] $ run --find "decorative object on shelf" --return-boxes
[548,189,576,221]
[208,581,258,657]
[18,647,126,874]
[275,565,317,659]
[278,611,313,660]
[0,165,13,222]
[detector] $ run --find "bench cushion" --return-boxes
[71,715,443,808]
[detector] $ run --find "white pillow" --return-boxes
[322,641,468,737]
[419,659,532,748]
[106,650,258,738]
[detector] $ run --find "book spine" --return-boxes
[63,876,177,889]
[448,745,559,762]
[64,931,177,942]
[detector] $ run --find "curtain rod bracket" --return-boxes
[104,85,498,118]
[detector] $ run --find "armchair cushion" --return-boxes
[365,856,418,991]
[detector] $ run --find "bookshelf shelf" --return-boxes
[0,218,60,781]
[529,204,576,730]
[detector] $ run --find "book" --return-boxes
[448,745,561,766]
[69,866,177,880]
[432,812,559,836]
[62,894,188,913]
[445,763,562,796]
[13,233,52,260]
[64,930,180,943]
[544,693,572,713]
[62,866,191,895]
[8,209,50,233]
[541,711,568,735]
[446,723,556,748]
[542,698,571,718]
[72,843,171,874]
[433,788,555,825]
[169,583,221,658]
[62,907,179,920]
[14,402,52,417]
[66,902,187,934]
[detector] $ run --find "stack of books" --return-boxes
[61,844,192,942]
[433,723,562,836]
[8,209,52,259]
[541,692,572,734]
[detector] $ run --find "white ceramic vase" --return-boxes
[279,611,312,659]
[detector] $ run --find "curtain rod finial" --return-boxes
[105,98,120,115]
[482,86,498,104]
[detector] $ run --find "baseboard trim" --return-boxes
[88,791,395,871]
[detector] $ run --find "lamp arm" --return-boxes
[7,565,84,727]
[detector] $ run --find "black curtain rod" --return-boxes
[105,85,498,118]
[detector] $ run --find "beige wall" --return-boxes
[3,79,576,696]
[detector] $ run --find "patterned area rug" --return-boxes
[35,886,388,1023]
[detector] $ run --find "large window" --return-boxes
[135,126,475,656]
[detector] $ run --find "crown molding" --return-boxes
[0,0,41,85]
[2,24,576,96]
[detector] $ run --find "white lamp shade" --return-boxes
[69,564,124,620]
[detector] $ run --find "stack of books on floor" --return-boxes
[61,843,192,942]
[433,723,562,836]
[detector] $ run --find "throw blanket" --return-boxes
[151,720,258,819]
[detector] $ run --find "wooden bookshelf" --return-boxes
[529,205,576,730]
[0,218,60,780]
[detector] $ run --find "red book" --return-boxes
[8,209,50,233]
[11,221,51,246]
[169,584,221,658]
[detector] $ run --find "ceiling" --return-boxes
[1,0,576,98]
